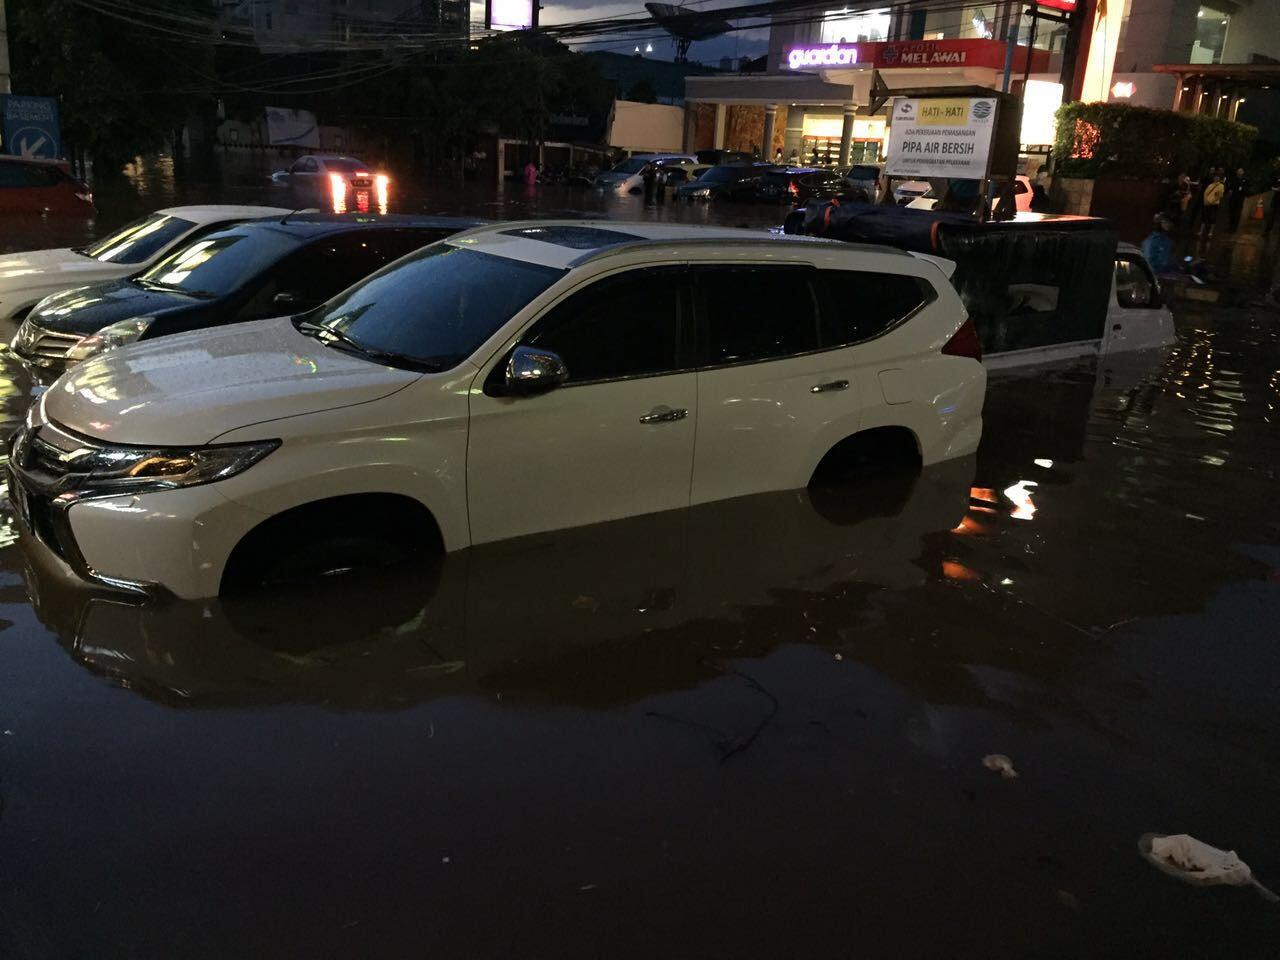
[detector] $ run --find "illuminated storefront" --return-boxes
[686,32,1051,165]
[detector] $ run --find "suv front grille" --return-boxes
[14,322,81,364]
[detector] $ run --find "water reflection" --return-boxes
[27,460,974,710]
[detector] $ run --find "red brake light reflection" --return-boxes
[329,172,347,213]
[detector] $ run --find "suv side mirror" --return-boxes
[1117,282,1152,308]
[272,291,306,310]
[505,345,568,395]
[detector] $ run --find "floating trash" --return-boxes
[1139,833,1278,902]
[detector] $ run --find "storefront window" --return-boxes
[1192,6,1229,64]
[820,7,890,43]
[962,5,996,39]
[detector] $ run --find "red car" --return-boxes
[0,157,95,215]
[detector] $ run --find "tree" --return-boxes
[7,0,215,171]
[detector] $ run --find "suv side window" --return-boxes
[523,267,684,384]
[693,266,818,365]
[813,270,934,347]
[1115,256,1158,308]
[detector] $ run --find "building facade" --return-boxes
[217,0,468,51]
[686,3,1060,165]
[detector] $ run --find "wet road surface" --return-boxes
[1,173,1279,957]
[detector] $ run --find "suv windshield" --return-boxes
[138,227,299,297]
[80,213,197,264]
[848,165,881,180]
[298,245,563,371]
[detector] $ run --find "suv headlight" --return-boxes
[48,439,280,498]
[66,316,155,362]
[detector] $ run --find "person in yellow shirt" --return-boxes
[1200,173,1226,239]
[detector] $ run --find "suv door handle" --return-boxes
[639,406,688,424]
[811,379,849,394]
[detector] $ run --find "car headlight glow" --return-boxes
[46,439,280,498]
[66,316,156,362]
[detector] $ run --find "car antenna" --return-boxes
[280,207,307,225]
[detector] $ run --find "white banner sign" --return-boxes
[885,97,997,179]
[265,107,320,148]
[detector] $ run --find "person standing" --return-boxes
[1265,169,1280,239]
[1200,172,1225,239]
[1227,166,1249,232]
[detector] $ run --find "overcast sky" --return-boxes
[539,0,772,65]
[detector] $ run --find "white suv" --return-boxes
[7,222,986,599]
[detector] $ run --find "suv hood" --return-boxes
[0,248,132,290]
[42,317,421,446]
[27,278,199,335]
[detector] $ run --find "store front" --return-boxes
[687,36,1051,167]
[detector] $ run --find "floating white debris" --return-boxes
[982,754,1018,780]
[1139,833,1278,902]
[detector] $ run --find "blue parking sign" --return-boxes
[1,96,62,160]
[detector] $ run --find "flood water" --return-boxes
[1,166,1279,957]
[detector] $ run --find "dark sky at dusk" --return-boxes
[540,0,772,65]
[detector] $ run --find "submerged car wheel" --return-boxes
[221,493,443,594]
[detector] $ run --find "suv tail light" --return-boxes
[941,317,982,360]
[787,180,799,197]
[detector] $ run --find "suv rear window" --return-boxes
[848,166,881,180]
[0,162,61,188]
[762,172,795,187]
[814,269,932,346]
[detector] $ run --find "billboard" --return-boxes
[0,95,62,160]
[265,107,320,148]
[885,97,998,180]
[486,0,536,31]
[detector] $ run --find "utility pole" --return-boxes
[1,0,12,95]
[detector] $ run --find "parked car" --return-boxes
[0,157,94,216]
[695,149,756,166]
[11,214,481,373]
[906,176,1034,213]
[842,162,884,202]
[661,164,712,186]
[892,179,933,205]
[755,166,854,203]
[676,164,765,201]
[593,154,698,195]
[270,154,391,213]
[0,205,292,324]
[7,221,985,599]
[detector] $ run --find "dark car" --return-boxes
[13,214,483,373]
[0,157,94,216]
[754,167,853,204]
[675,164,766,201]
[695,149,757,166]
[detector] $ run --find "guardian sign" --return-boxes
[787,44,859,69]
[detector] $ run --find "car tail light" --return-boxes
[787,180,798,197]
[328,172,348,214]
[941,317,982,360]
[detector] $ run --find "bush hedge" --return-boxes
[1053,101,1256,179]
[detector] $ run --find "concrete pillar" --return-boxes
[761,104,778,161]
[783,107,804,162]
[838,103,856,167]
[683,106,698,152]
[713,103,727,149]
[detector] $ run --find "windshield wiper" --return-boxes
[133,278,216,299]
[295,320,445,372]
